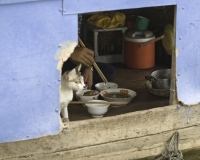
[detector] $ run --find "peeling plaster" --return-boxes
[54,41,77,74]
[176,48,178,57]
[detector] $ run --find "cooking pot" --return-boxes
[145,69,171,90]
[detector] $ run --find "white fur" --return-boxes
[60,64,85,121]
[55,41,85,128]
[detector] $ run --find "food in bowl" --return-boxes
[95,82,118,91]
[76,90,99,103]
[83,90,98,96]
[100,88,137,108]
[103,92,132,98]
[85,100,110,118]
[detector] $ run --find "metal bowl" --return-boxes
[149,69,171,90]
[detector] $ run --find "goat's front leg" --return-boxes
[62,105,68,119]
[60,102,69,127]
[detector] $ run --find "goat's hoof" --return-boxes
[62,118,69,128]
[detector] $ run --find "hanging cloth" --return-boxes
[87,12,126,28]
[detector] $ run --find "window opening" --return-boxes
[63,5,176,122]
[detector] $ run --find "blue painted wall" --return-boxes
[176,1,200,104]
[0,0,57,5]
[0,0,78,142]
[0,0,200,143]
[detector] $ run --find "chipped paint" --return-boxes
[54,41,77,74]
[176,48,178,57]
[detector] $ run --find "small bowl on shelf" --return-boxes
[100,88,137,108]
[76,90,99,103]
[85,100,110,118]
[95,82,118,91]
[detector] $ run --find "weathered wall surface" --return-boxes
[1,0,200,159]
[0,0,78,142]
[0,104,200,159]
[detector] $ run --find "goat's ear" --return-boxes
[64,68,76,81]
[63,63,82,81]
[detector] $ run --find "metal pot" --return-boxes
[145,69,171,90]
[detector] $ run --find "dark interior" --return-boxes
[68,5,174,121]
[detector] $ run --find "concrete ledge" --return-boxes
[1,104,200,159]
[4,125,200,160]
